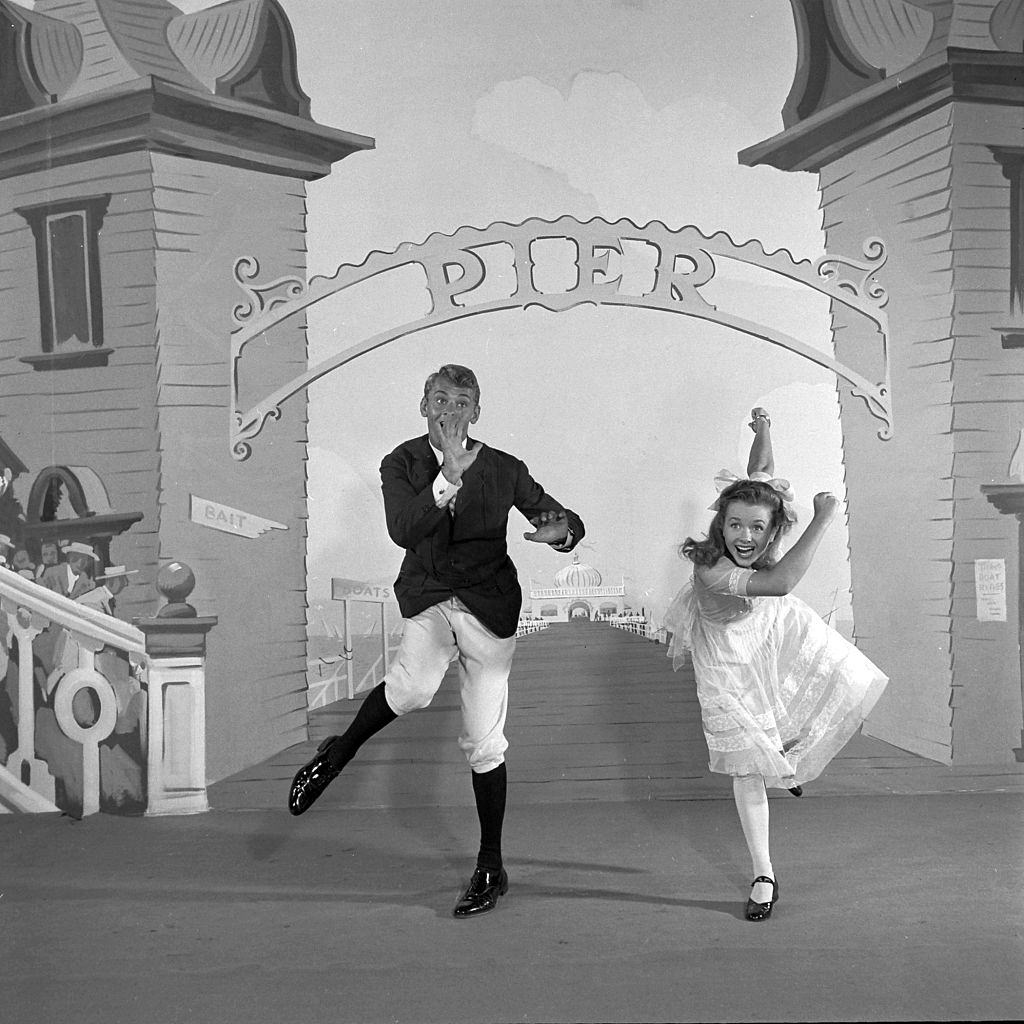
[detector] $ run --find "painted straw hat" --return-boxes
[62,542,99,561]
[96,565,139,580]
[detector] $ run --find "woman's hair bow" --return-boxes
[709,469,796,518]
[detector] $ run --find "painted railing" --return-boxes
[306,617,552,709]
[515,617,550,638]
[529,585,625,600]
[603,613,668,645]
[307,633,403,708]
[0,563,215,816]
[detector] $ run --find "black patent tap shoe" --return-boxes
[744,875,779,921]
[288,737,342,815]
[452,867,508,918]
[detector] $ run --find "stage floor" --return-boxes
[4,792,1022,1023]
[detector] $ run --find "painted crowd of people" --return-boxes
[0,536,137,616]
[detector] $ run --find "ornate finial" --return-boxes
[156,561,198,618]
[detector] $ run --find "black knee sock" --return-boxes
[322,682,397,770]
[472,762,507,872]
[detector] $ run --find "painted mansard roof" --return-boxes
[781,0,1024,127]
[741,0,1024,170]
[0,0,312,118]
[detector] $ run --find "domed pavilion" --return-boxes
[528,553,626,622]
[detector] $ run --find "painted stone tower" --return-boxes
[0,0,372,781]
[743,0,1024,765]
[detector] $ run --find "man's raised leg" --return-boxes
[288,607,455,815]
[288,681,397,815]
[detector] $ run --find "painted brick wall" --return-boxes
[0,151,314,784]
[0,152,163,621]
[947,101,1023,764]
[819,97,1024,765]
[150,154,310,782]
[820,105,957,764]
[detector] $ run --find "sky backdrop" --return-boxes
[177,0,858,630]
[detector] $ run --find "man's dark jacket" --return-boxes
[380,435,585,638]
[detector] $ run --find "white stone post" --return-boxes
[135,562,217,816]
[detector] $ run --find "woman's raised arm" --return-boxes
[746,407,774,478]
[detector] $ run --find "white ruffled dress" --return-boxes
[663,557,888,789]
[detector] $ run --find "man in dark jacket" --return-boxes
[289,364,584,917]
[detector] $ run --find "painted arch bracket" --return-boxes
[231,406,282,463]
[814,236,893,440]
[232,256,307,325]
[230,255,302,460]
[228,217,893,460]
[848,382,892,441]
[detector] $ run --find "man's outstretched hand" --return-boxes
[524,509,569,545]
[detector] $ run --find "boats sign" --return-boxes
[332,578,394,603]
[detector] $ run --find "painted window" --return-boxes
[15,194,111,369]
[991,148,1024,349]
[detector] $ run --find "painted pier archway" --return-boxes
[229,216,893,460]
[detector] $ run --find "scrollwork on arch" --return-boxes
[232,257,307,326]
[229,216,894,458]
[815,236,888,310]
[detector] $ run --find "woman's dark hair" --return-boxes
[680,479,795,568]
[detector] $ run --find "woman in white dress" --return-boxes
[664,409,888,920]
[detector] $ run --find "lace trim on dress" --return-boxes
[662,580,698,669]
[726,567,749,597]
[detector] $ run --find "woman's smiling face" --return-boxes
[722,500,775,567]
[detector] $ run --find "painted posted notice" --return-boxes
[974,559,1007,622]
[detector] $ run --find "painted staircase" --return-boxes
[0,764,61,814]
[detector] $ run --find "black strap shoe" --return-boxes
[288,737,342,815]
[452,867,508,918]
[788,785,803,797]
[744,875,778,921]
